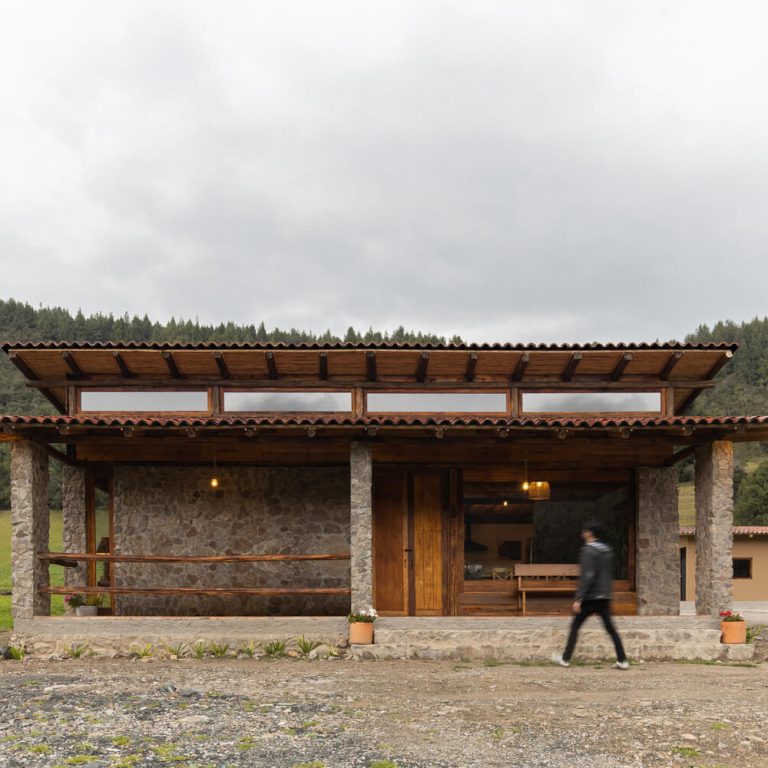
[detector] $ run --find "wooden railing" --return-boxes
[37,551,352,598]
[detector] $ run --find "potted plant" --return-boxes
[719,610,747,644]
[347,606,378,645]
[65,593,103,617]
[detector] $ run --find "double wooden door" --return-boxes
[373,468,461,616]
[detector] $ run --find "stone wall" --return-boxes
[695,441,734,616]
[112,465,350,616]
[350,442,373,612]
[635,467,679,615]
[10,441,50,619]
[61,465,87,589]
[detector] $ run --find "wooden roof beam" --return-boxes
[465,353,478,382]
[706,350,734,379]
[611,352,633,381]
[161,351,182,379]
[7,352,64,413]
[366,351,377,382]
[416,352,430,382]
[319,352,328,380]
[562,352,582,381]
[213,352,230,380]
[265,351,278,380]
[113,351,133,378]
[512,353,529,382]
[659,351,684,380]
[61,351,85,380]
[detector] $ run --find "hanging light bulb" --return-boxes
[502,499,509,507]
[210,476,219,489]
[522,451,530,491]
[210,446,219,490]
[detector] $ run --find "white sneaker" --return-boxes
[552,654,570,667]
[613,660,630,670]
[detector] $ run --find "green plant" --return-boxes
[8,644,25,660]
[347,606,377,623]
[483,658,505,667]
[262,639,287,659]
[164,641,189,658]
[746,623,765,644]
[296,636,322,657]
[369,761,399,768]
[192,640,208,659]
[27,744,52,754]
[209,641,230,658]
[671,746,699,758]
[135,643,154,658]
[239,641,258,658]
[292,762,326,768]
[85,592,104,607]
[719,610,744,622]
[64,593,85,609]
[112,736,131,747]
[66,643,90,659]
[237,736,256,750]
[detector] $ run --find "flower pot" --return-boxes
[75,606,98,617]
[720,620,746,644]
[349,621,374,645]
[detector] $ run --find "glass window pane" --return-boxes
[80,390,208,412]
[366,392,507,413]
[522,391,661,413]
[224,391,352,412]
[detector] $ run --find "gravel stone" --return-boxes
[0,657,766,767]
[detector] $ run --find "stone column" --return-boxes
[350,441,373,612]
[635,467,680,615]
[10,441,50,619]
[61,464,88,589]
[695,441,733,616]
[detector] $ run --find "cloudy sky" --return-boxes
[1,2,766,343]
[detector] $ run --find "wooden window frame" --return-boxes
[76,387,212,416]
[220,387,354,415]
[519,388,665,417]
[363,388,511,417]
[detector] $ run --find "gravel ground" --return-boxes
[0,655,766,768]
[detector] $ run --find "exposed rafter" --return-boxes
[61,351,85,380]
[265,351,278,380]
[562,352,582,381]
[512,353,530,382]
[366,351,377,382]
[113,351,133,378]
[660,350,684,380]
[465,352,478,382]
[7,351,64,413]
[611,352,633,381]
[416,352,430,382]
[213,351,230,380]
[161,351,181,379]
[706,350,734,379]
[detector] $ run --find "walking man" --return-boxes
[553,520,629,669]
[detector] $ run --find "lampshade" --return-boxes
[528,481,551,501]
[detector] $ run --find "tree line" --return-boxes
[0,298,766,522]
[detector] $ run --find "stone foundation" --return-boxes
[112,465,350,616]
[61,465,87,589]
[350,442,373,612]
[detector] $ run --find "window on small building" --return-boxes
[521,391,661,414]
[733,558,752,579]
[223,391,352,412]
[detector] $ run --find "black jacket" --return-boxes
[575,540,614,601]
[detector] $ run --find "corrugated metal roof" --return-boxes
[0,340,740,352]
[2,414,766,429]
[680,526,768,536]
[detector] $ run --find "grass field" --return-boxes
[0,509,64,631]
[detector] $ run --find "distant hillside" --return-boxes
[1,299,767,509]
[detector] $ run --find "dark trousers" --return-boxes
[563,599,626,662]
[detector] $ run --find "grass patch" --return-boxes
[0,509,65,631]
[671,746,699,758]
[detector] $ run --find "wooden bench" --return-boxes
[514,564,580,616]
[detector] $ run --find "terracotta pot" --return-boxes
[720,620,746,644]
[75,605,98,617]
[349,621,374,645]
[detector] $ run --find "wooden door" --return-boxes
[373,468,461,616]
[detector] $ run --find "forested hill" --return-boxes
[1,299,767,512]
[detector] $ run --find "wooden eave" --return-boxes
[2,342,738,416]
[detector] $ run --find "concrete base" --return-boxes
[11,615,755,662]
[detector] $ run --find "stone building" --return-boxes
[2,340,767,648]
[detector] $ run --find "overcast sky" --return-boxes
[1,2,766,343]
